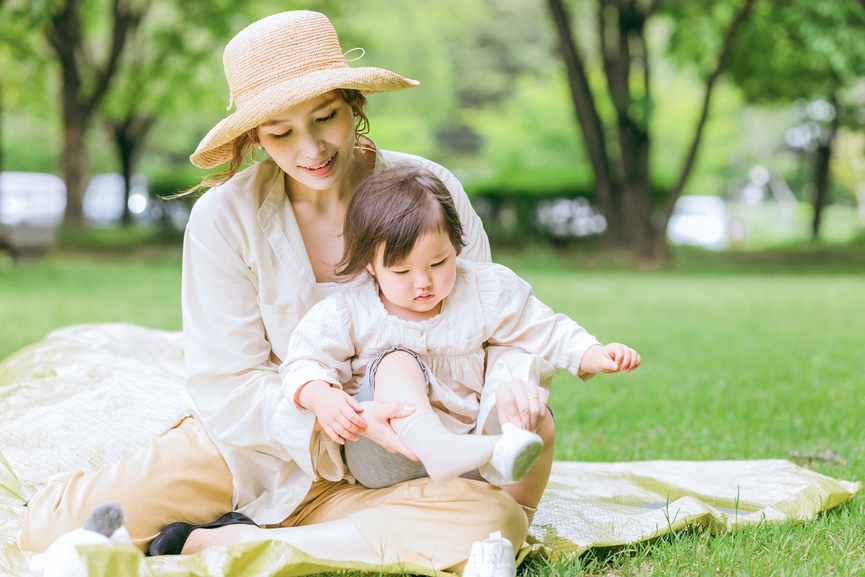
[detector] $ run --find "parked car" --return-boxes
[666,195,728,251]
[0,172,66,227]
[0,172,67,254]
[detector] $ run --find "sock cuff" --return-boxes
[520,504,538,525]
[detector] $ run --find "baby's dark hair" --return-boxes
[337,166,467,277]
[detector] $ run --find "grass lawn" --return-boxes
[0,245,183,361]
[496,247,865,576]
[1,240,863,575]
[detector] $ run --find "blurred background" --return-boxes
[0,0,863,258]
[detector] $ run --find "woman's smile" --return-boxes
[300,152,337,177]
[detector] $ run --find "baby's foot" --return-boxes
[479,423,544,486]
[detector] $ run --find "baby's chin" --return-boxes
[394,298,444,320]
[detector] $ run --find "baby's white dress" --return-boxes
[280,258,600,480]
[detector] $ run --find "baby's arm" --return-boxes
[280,296,365,446]
[483,263,640,380]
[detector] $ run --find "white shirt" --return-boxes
[181,149,549,524]
[280,259,600,481]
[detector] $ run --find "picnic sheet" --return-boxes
[0,323,859,577]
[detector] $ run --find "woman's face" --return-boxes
[257,91,357,192]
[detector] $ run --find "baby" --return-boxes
[280,166,640,489]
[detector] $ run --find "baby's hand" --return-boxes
[580,343,641,375]
[300,381,367,444]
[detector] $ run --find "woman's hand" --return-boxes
[297,380,367,444]
[495,379,550,433]
[580,343,641,374]
[358,401,419,460]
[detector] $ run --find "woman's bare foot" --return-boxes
[181,524,261,554]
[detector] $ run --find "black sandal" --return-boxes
[148,511,258,556]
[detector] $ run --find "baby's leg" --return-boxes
[369,348,438,411]
[345,347,498,485]
[343,350,427,488]
[368,348,500,482]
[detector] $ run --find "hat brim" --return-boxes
[190,67,418,169]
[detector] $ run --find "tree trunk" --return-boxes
[118,131,134,228]
[545,0,620,238]
[594,0,656,256]
[546,0,664,259]
[811,122,836,240]
[547,0,755,261]
[62,112,87,227]
[46,0,141,228]
[111,114,154,227]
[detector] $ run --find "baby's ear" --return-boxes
[365,263,375,277]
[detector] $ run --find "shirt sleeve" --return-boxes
[480,264,601,378]
[279,295,358,481]
[280,295,356,406]
[182,197,316,479]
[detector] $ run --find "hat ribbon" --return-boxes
[343,47,365,62]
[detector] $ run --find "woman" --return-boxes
[19,11,554,573]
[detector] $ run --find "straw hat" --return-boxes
[190,11,419,169]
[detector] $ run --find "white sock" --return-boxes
[396,412,498,482]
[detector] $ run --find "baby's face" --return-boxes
[368,229,457,322]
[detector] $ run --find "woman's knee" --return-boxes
[538,409,555,444]
[431,478,528,549]
[473,483,529,551]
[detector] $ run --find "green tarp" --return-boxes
[1,324,859,576]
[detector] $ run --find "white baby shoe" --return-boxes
[479,423,544,486]
[462,530,516,577]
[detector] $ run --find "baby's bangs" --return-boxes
[380,199,449,268]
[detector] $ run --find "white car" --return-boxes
[666,195,728,251]
[0,172,67,227]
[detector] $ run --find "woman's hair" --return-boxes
[337,166,467,278]
[179,89,369,197]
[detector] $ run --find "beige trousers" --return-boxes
[19,416,526,571]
